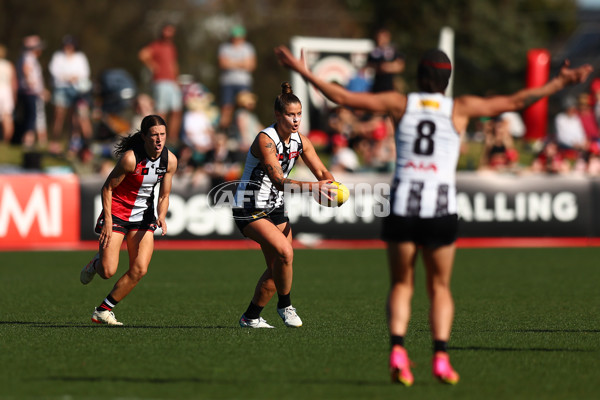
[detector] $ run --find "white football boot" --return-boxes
[91,308,123,326]
[277,305,303,327]
[239,314,274,328]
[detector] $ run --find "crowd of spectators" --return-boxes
[3,25,600,188]
[475,85,600,176]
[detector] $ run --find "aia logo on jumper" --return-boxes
[400,161,438,172]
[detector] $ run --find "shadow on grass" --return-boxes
[37,375,383,387]
[452,345,593,353]
[0,321,235,329]
[512,329,600,333]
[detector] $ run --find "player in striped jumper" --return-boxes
[275,45,591,385]
[80,115,177,325]
[234,82,337,328]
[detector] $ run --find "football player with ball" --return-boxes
[276,45,591,385]
[233,81,347,329]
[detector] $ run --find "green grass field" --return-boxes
[1,247,599,400]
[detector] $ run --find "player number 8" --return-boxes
[413,120,436,156]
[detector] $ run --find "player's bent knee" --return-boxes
[277,245,294,265]
[97,263,118,279]
[128,266,148,281]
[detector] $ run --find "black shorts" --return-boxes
[95,213,158,235]
[233,206,289,235]
[381,214,458,248]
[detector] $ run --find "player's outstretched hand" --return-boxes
[274,46,306,74]
[558,60,593,86]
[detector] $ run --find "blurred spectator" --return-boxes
[48,35,93,154]
[202,132,242,188]
[131,93,155,133]
[576,92,599,144]
[346,65,372,93]
[139,23,182,143]
[174,143,209,190]
[478,116,519,172]
[0,44,17,144]
[181,90,216,165]
[306,129,329,149]
[328,106,359,139]
[554,96,587,157]
[229,90,263,153]
[329,133,360,173]
[370,123,396,172]
[586,143,600,175]
[499,111,525,141]
[94,69,138,159]
[16,34,48,148]
[530,140,571,174]
[367,28,405,93]
[217,25,256,130]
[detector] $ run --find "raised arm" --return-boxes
[274,45,407,120]
[453,60,593,132]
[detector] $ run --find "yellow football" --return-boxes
[314,181,350,207]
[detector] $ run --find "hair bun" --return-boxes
[281,82,293,95]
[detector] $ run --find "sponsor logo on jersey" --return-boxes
[142,167,149,175]
[251,211,268,219]
[400,161,438,172]
[420,100,440,109]
[278,151,300,160]
[156,167,167,174]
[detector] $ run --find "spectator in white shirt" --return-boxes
[48,35,92,154]
[554,96,587,151]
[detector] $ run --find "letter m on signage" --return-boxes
[0,183,62,237]
[0,175,80,248]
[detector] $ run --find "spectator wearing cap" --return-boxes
[48,35,93,154]
[16,34,48,147]
[217,24,256,130]
[139,23,182,143]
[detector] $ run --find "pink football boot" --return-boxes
[432,352,460,384]
[389,347,414,386]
